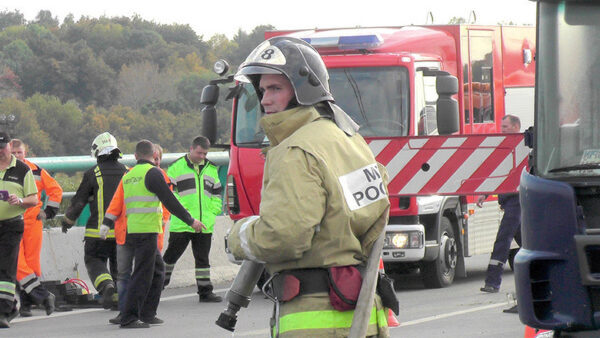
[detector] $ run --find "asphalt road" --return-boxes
[7,254,523,337]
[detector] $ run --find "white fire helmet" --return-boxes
[91,132,120,158]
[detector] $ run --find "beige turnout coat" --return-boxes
[228,105,390,337]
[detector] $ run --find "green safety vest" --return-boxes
[123,163,162,234]
[167,155,222,233]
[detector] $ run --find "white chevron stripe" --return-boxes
[479,136,505,147]
[386,143,420,179]
[399,148,458,194]
[368,140,391,157]
[438,148,495,193]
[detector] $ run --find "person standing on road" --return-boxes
[479,114,522,297]
[11,139,62,317]
[105,140,203,328]
[62,132,127,309]
[0,132,38,328]
[162,136,223,303]
[104,143,172,325]
[226,37,391,337]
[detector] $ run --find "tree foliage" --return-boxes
[0,10,269,156]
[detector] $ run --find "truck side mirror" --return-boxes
[436,74,459,135]
[201,84,219,144]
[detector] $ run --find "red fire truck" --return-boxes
[210,24,535,288]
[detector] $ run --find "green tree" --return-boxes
[35,10,59,29]
[0,10,25,31]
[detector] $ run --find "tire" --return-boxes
[422,216,458,288]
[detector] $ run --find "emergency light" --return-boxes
[302,34,384,50]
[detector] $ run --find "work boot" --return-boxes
[142,316,164,325]
[109,313,122,325]
[102,284,115,309]
[0,316,8,329]
[199,292,222,303]
[503,304,518,313]
[120,320,150,329]
[19,305,32,317]
[43,292,56,315]
[480,285,499,293]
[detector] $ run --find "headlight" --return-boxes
[392,233,408,248]
[385,231,424,249]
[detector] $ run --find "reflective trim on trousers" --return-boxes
[94,273,113,288]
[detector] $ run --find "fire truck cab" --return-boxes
[222,24,535,288]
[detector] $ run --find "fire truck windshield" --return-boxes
[536,1,600,180]
[234,66,410,147]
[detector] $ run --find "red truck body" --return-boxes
[225,25,535,287]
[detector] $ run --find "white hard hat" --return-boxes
[91,132,120,158]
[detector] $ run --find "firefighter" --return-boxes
[0,132,38,328]
[104,140,203,328]
[162,136,223,302]
[226,37,391,337]
[11,139,62,317]
[62,132,127,309]
[479,115,522,301]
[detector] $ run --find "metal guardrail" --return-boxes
[28,151,230,174]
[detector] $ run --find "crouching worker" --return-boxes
[226,37,391,337]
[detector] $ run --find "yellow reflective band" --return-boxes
[85,228,115,238]
[0,281,15,295]
[95,167,104,228]
[277,306,384,335]
[94,273,113,288]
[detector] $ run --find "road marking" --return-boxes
[394,302,507,328]
[11,287,229,323]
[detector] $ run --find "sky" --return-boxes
[2,0,537,40]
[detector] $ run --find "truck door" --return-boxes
[462,30,496,134]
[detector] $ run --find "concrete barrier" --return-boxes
[40,216,239,292]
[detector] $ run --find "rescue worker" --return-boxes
[0,132,38,328]
[62,132,127,309]
[479,115,522,300]
[11,139,62,317]
[162,136,223,302]
[104,144,171,325]
[106,140,203,328]
[226,37,391,337]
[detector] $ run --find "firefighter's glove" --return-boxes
[99,225,110,240]
[43,206,58,220]
[61,219,73,233]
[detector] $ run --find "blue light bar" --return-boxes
[302,34,384,50]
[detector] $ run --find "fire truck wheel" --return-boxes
[422,217,457,288]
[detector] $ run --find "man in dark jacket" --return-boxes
[479,115,522,297]
[62,132,127,309]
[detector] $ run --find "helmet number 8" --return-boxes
[261,49,275,60]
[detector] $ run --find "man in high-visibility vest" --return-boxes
[103,144,172,325]
[11,139,62,317]
[107,140,203,328]
[0,132,38,328]
[162,136,223,302]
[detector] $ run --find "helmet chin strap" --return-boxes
[285,97,299,110]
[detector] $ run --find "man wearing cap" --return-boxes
[11,139,62,317]
[0,132,38,328]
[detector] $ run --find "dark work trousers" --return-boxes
[116,243,134,314]
[121,233,165,325]
[84,238,117,294]
[163,232,213,295]
[0,217,24,316]
[18,279,50,308]
[485,201,522,288]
